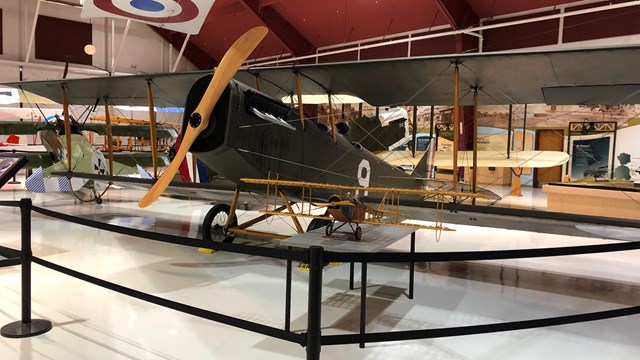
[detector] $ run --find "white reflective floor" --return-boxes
[1,187,640,360]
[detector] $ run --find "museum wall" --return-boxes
[0,0,196,83]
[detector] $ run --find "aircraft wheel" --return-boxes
[325,223,333,236]
[307,218,331,232]
[203,204,237,243]
[95,197,103,205]
[355,226,362,240]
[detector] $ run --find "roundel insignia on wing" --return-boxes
[95,0,199,24]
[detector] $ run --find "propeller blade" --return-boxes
[138,26,268,208]
[312,201,355,207]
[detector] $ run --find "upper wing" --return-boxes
[0,120,178,139]
[8,46,639,108]
[3,71,211,106]
[237,45,640,106]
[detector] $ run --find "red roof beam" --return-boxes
[151,28,218,70]
[434,0,479,30]
[239,0,316,57]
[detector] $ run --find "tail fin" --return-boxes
[411,151,431,178]
[136,165,153,179]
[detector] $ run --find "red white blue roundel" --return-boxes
[81,0,215,35]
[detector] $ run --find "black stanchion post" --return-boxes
[349,262,355,290]
[409,232,415,299]
[360,261,367,348]
[306,246,323,360]
[1,198,52,338]
[285,247,292,332]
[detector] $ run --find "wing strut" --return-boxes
[294,72,305,129]
[472,88,479,204]
[328,93,336,144]
[61,85,72,171]
[452,63,460,192]
[103,99,114,175]
[147,81,158,178]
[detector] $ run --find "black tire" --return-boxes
[307,218,331,232]
[95,197,103,205]
[325,223,333,236]
[355,226,362,240]
[202,204,237,243]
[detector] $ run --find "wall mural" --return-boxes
[322,102,640,183]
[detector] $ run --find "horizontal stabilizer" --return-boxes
[25,167,88,193]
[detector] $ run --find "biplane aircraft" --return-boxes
[4,26,640,242]
[0,117,177,202]
[239,177,487,241]
[0,118,176,169]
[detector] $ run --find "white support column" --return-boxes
[557,7,565,45]
[111,19,131,73]
[110,19,115,73]
[171,34,190,73]
[24,0,42,63]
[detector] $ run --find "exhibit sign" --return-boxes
[569,133,613,180]
[0,155,27,188]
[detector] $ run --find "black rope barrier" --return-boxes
[4,198,639,355]
[31,206,307,262]
[322,304,640,345]
[0,245,20,259]
[0,201,20,207]
[324,240,640,263]
[0,257,21,268]
[31,256,306,346]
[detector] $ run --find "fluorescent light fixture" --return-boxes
[281,94,364,105]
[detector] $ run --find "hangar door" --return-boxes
[533,129,564,187]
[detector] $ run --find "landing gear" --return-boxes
[324,221,362,240]
[325,223,333,236]
[307,218,331,232]
[202,204,237,243]
[92,186,103,204]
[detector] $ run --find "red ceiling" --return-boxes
[156,0,640,70]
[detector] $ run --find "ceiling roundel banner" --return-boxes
[81,0,215,34]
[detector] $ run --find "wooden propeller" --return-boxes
[138,26,268,208]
